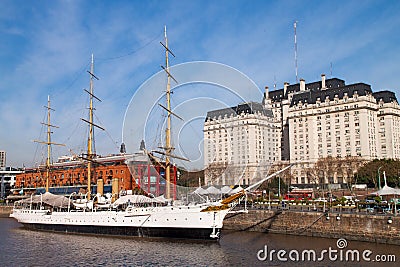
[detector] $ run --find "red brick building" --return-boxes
[16,155,134,192]
[15,153,178,197]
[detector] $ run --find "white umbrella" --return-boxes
[193,187,208,195]
[206,186,221,195]
[370,185,400,196]
[220,185,232,194]
[370,171,400,196]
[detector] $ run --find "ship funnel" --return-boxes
[97,178,104,196]
[112,178,119,202]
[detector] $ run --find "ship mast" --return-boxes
[157,26,189,199]
[34,96,65,192]
[87,55,95,199]
[45,96,52,192]
[82,54,103,199]
[160,26,185,198]
[164,26,172,199]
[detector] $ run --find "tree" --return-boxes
[340,156,365,191]
[259,162,292,194]
[356,159,400,188]
[265,177,287,196]
[305,164,320,186]
[177,168,204,187]
[204,162,227,185]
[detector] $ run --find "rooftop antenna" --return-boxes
[274,75,277,90]
[294,21,298,83]
[330,62,333,78]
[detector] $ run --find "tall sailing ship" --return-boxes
[10,28,291,240]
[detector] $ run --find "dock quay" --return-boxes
[223,209,400,245]
[0,206,12,218]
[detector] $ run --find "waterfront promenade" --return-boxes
[224,202,400,245]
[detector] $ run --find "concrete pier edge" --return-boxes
[223,210,400,245]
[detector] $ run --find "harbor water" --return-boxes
[0,218,398,266]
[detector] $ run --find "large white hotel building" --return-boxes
[203,102,280,186]
[204,75,400,187]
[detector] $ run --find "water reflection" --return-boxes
[0,218,398,267]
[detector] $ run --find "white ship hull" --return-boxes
[10,204,230,240]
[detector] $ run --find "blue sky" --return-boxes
[1,0,400,168]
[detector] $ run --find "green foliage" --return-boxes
[259,177,287,196]
[338,197,346,205]
[176,169,204,187]
[374,196,381,203]
[355,159,400,188]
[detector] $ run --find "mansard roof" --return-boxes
[287,78,345,96]
[269,89,285,102]
[268,78,345,102]
[291,83,373,106]
[266,77,398,107]
[373,91,398,104]
[205,102,273,122]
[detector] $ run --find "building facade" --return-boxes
[0,151,5,168]
[14,152,179,198]
[15,155,135,193]
[265,74,400,185]
[203,102,280,186]
[1,167,23,199]
[204,75,400,187]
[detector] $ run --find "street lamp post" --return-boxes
[378,166,382,190]
[0,176,4,200]
[278,176,281,199]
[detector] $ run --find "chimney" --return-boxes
[284,82,289,96]
[300,79,305,91]
[120,143,126,154]
[139,140,146,150]
[264,86,269,100]
[321,74,326,89]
